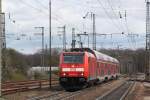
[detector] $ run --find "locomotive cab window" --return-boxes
[63,54,84,64]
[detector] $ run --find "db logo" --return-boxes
[70,68,76,71]
[72,65,75,68]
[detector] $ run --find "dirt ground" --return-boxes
[2,79,125,100]
[2,85,62,100]
[126,82,150,100]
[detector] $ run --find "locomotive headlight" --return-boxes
[81,73,84,76]
[63,73,66,76]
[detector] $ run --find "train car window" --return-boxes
[105,63,107,68]
[111,65,114,73]
[108,70,111,75]
[63,54,84,64]
[101,70,104,76]
[116,65,118,73]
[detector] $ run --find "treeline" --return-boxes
[2,48,147,81]
[2,48,60,81]
[99,48,146,74]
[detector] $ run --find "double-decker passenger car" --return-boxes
[59,48,120,90]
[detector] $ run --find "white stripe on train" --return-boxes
[62,68,84,72]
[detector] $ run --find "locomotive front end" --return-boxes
[59,52,87,90]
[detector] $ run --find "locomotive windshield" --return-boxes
[63,54,84,64]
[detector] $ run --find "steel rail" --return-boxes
[32,80,116,100]
[2,79,58,95]
[96,81,135,100]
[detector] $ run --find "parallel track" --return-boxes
[2,79,58,95]
[96,81,135,100]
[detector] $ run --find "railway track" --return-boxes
[2,79,58,95]
[27,91,65,100]
[27,80,117,100]
[96,81,135,100]
[4,78,128,100]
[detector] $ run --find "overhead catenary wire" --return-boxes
[117,0,122,9]
[6,0,143,50]
[32,0,84,33]
[114,0,137,49]
[96,0,123,32]
[124,11,131,34]
[14,0,66,25]
[115,0,136,49]
[96,0,134,49]
[106,0,125,32]
[12,0,85,36]
[34,0,48,10]
[106,0,128,49]
[124,11,137,49]
[6,0,83,44]
[19,0,45,13]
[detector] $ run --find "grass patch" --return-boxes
[10,71,27,81]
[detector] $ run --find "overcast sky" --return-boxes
[2,0,147,54]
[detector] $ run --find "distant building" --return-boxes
[28,66,59,73]
[27,66,59,79]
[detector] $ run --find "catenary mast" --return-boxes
[146,0,150,80]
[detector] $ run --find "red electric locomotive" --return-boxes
[59,48,120,90]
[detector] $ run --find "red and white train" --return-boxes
[59,48,120,90]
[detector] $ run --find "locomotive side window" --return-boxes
[63,54,84,64]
